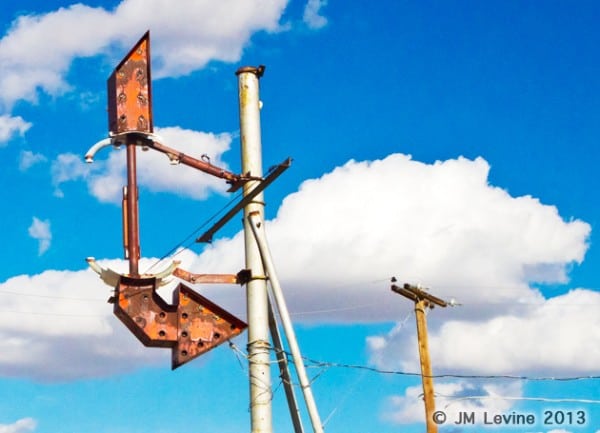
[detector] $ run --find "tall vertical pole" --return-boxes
[125,137,140,277]
[392,283,448,433]
[237,65,272,433]
[414,299,437,433]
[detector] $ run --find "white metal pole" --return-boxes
[248,212,325,433]
[237,65,273,433]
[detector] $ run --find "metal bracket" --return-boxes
[174,268,251,285]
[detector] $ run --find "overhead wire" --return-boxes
[264,346,600,382]
[0,288,106,302]
[142,188,245,275]
[439,394,600,407]
[228,343,600,426]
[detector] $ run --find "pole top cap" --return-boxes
[236,65,266,78]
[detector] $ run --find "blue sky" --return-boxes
[0,1,599,432]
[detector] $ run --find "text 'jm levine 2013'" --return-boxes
[432,410,587,426]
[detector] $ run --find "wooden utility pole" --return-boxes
[391,282,448,433]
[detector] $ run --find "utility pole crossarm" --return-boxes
[392,283,448,307]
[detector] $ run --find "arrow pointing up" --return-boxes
[108,31,153,135]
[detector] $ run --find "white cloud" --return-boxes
[0,115,31,144]
[303,0,328,29]
[50,152,91,197]
[52,126,234,203]
[28,217,52,256]
[0,257,187,381]
[368,289,600,377]
[0,418,36,433]
[0,0,288,109]
[382,381,522,425]
[18,150,47,171]
[1,153,594,381]
[0,250,247,381]
[190,154,589,322]
[188,153,597,376]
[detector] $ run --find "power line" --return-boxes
[439,394,600,407]
[264,347,600,382]
[0,309,107,318]
[142,189,245,275]
[0,289,106,302]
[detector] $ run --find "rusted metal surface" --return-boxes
[173,284,246,369]
[125,137,140,277]
[115,275,178,346]
[108,31,153,135]
[173,267,250,285]
[145,139,245,190]
[114,275,247,369]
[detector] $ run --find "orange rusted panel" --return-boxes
[114,275,177,347]
[108,31,153,134]
[113,275,247,369]
[173,284,247,369]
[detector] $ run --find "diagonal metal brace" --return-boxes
[196,157,292,243]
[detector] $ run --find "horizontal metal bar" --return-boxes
[173,267,250,285]
[147,139,243,188]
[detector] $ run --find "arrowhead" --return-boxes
[107,31,153,135]
[172,284,247,369]
[113,276,246,369]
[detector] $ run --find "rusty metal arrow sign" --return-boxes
[86,31,260,369]
[114,275,246,369]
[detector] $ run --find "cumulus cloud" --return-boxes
[28,217,52,256]
[0,255,211,381]
[303,0,328,29]
[0,115,31,144]
[50,152,90,197]
[368,289,600,377]
[0,248,249,381]
[1,153,594,381]
[0,418,36,433]
[18,150,47,171]
[0,0,287,109]
[52,126,234,203]
[190,154,589,321]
